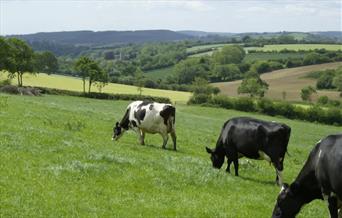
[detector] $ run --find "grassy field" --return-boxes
[1,93,341,217]
[243,52,304,62]
[188,43,342,57]
[145,66,176,81]
[186,44,231,53]
[0,73,191,103]
[245,44,342,52]
[213,62,342,102]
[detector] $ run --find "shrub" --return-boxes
[258,98,277,116]
[234,97,255,112]
[0,79,11,87]
[317,96,329,105]
[188,93,212,105]
[210,95,234,109]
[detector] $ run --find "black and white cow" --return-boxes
[112,101,177,150]
[272,134,342,218]
[206,117,291,185]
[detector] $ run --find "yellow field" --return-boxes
[245,44,342,52]
[0,73,191,103]
[213,62,342,102]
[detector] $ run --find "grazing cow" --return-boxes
[112,101,177,150]
[205,117,291,185]
[272,134,342,218]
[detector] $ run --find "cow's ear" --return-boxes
[115,122,119,127]
[205,147,212,154]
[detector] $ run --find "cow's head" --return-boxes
[272,183,302,218]
[205,147,225,169]
[112,122,124,141]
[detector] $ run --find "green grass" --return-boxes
[1,93,341,217]
[245,44,342,52]
[244,52,304,62]
[145,66,176,81]
[186,44,231,53]
[0,72,191,103]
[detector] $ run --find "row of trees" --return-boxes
[0,37,58,86]
[0,37,111,94]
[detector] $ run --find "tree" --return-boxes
[238,71,269,97]
[250,61,271,74]
[174,58,208,84]
[134,68,145,96]
[34,51,58,74]
[94,69,109,93]
[74,56,92,93]
[5,38,35,86]
[74,56,104,93]
[300,86,317,102]
[212,45,245,65]
[333,74,342,91]
[212,64,241,81]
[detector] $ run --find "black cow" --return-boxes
[272,134,342,218]
[206,117,291,185]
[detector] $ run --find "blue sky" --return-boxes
[0,0,341,35]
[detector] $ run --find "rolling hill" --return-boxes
[8,30,193,46]
[212,62,342,102]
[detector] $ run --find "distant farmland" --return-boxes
[212,62,342,102]
[0,73,191,103]
[245,44,342,52]
[188,43,342,57]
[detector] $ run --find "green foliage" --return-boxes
[300,86,317,102]
[212,45,245,65]
[34,51,58,74]
[333,73,342,91]
[3,38,35,86]
[74,56,107,93]
[317,96,329,105]
[212,64,241,81]
[250,61,272,74]
[238,71,269,97]
[134,68,145,96]
[174,58,209,84]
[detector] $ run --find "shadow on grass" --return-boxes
[143,143,180,152]
[239,175,276,186]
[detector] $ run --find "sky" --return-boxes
[0,0,341,35]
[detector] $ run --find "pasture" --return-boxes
[245,44,342,52]
[1,93,341,217]
[213,62,342,102]
[145,66,176,81]
[188,43,342,57]
[0,73,191,103]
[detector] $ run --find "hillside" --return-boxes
[213,62,342,101]
[8,30,192,46]
[0,73,191,103]
[1,94,341,217]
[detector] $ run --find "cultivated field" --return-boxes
[1,93,341,217]
[245,44,342,52]
[213,62,342,102]
[188,43,342,57]
[0,73,191,103]
[186,43,231,53]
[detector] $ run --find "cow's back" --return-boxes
[315,135,342,199]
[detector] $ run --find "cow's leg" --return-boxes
[170,130,177,151]
[139,130,145,145]
[275,169,283,186]
[328,196,338,218]
[161,133,168,149]
[233,159,239,176]
[226,158,233,173]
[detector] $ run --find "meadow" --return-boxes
[213,62,342,102]
[145,66,176,81]
[188,43,342,57]
[0,73,191,103]
[1,93,341,217]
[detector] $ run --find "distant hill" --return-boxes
[8,30,193,46]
